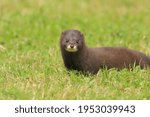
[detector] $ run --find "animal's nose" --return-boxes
[70,45,74,48]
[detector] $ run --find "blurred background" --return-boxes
[1,0,150,50]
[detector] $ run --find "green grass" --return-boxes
[0,0,150,99]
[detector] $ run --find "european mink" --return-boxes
[60,29,150,74]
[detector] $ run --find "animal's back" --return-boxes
[88,46,150,69]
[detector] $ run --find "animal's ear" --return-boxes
[61,31,64,35]
[80,32,84,39]
[61,31,65,39]
[61,31,66,36]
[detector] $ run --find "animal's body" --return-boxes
[60,29,150,74]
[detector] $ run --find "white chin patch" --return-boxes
[65,45,78,52]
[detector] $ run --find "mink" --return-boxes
[60,29,150,74]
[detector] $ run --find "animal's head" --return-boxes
[60,29,85,52]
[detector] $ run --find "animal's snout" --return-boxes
[70,45,74,48]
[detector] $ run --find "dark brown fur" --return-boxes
[60,29,150,74]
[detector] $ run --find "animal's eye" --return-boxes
[65,40,69,43]
[76,41,79,44]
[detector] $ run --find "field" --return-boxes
[0,0,150,99]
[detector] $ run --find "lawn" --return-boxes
[0,0,150,99]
